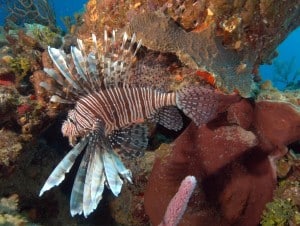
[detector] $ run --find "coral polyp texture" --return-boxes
[128,11,255,97]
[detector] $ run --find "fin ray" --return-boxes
[109,124,148,159]
[102,149,123,197]
[153,106,183,131]
[70,145,91,216]
[176,86,240,126]
[39,137,88,197]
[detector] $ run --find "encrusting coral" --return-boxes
[0,129,23,169]
[0,194,28,226]
[79,0,300,97]
[25,23,62,49]
[5,0,56,28]
[128,10,255,97]
[144,99,300,226]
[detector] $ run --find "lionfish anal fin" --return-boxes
[109,124,148,159]
[151,106,183,131]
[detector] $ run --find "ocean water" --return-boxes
[259,27,300,90]
[0,0,87,31]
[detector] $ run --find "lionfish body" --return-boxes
[66,87,176,137]
[39,31,239,217]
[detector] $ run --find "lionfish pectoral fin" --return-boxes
[82,141,95,217]
[102,149,124,197]
[176,86,239,126]
[151,106,183,131]
[109,124,148,159]
[70,143,91,217]
[39,137,88,197]
[110,151,132,183]
[90,144,106,210]
[82,136,106,217]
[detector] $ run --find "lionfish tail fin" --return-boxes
[39,137,88,197]
[176,86,240,126]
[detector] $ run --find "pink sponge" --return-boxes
[159,176,197,226]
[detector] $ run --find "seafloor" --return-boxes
[0,0,299,226]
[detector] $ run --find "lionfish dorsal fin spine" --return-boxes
[44,32,142,103]
[74,38,99,91]
[99,31,141,88]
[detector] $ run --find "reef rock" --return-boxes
[0,130,23,170]
[128,11,255,97]
[80,0,299,97]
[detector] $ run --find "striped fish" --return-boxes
[39,31,239,217]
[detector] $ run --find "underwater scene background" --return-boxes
[0,0,299,226]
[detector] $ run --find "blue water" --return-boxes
[259,27,300,90]
[0,0,87,31]
[51,0,87,30]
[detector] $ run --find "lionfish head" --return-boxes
[61,110,81,146]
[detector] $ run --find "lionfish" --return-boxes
[39,31,239,217]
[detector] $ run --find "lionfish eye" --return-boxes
[68,117,75,124]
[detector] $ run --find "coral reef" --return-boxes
[109,152,155,226]
[8,55,31,81]
[128,11,255,97]
[80,0,300,97]
[257,81,300,107]
[25,23,62,49]
[61,12,84,35]
[261,198,299,226]
[144,99,300,226]
[0,129,23,169]
[0,194,28,225]
[265,179,300,226]
[4,0,56,28]
[0,0,298,225]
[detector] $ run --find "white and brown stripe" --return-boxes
[73,87,176,135]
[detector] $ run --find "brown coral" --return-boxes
[144,99,300,226]
[0,130,23,169]
[128,11,254,97]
